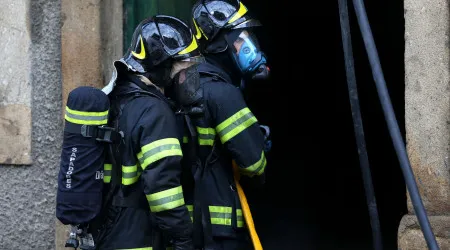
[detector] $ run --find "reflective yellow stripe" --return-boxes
[137,138,182,170]
[103,164,112,183]
[103,176,111,183]
[216,107,257,143]
[193,19,208,40]
[240,151,266,177]
[192,19,202,39]
[65,106,108,116]
[146,186,185,212]
[131,35,146,60]
[178,35,198,55]
[237,209,245,228]
[187,204,194,222]
[122,165,139,185]
[227,2,248,24]
[65,106,108,125]
[209,206,232,226]
[183,136,189,143]
[197,127,216,146]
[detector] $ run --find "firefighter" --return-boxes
[169,1,271,249]
[95,15,204,250]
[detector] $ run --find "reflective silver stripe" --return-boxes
[187,205,194,222]
[237,209,244,228]
[65,111,108,122]
[137,138,182,170]
[104,164,112,183]
[216,107,257,143]
[196,127,216,146]
[209,206,232,226]
[241,151,267,176]
[122,165,139,185]
[139,144,181,162]
[146,186,185,212]
[64,106,108,125]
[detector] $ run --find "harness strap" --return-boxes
[64,122,121,144]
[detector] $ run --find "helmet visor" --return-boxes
[152,16,194,56]
[203,0,240,27]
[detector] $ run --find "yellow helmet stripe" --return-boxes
[178,35,199,55]
[193,19,202,40]
[228,2,248,24]
[131,35,146,60]
[193,19,209,40]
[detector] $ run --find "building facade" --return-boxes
[0,0,448,249]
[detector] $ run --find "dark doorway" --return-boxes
[241,0,407,249]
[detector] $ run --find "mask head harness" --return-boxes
[192,0,270,80]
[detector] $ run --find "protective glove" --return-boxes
[259,125,272,153]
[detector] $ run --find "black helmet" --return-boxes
[102,15,203,93]
[192,0,261,42]
[123,15,202,74]
[192,0,269,81]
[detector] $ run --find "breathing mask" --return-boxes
[225,29,270,80]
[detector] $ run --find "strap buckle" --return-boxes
[80,125,121,143]
[96,125,121,143]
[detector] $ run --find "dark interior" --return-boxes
[241,1,407,249]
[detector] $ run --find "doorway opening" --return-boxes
[242,1,407,249]
[122,0,407,249]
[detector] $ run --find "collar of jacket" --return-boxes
[198,62,233,83]
[111,74,169,102]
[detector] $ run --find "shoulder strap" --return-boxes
[198,69,227,83]
[105,89,162,208]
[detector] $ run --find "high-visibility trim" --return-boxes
[237,209,245,228]
[193,19,208,40]
[122,165,139,185]
[131,35,146,60]
[137,138,182,170]
[216,107,257,143]
[209,206,232,226]
[227,2,248,24]
[146,186,185,212]
[178,35,198,55]
[240,151,266,177]
[183,136,189,143]
[187,204,194,222]
[64,106,108,125]
[197,126,216,146]
[192,19,203,40]
[103,164,112,183]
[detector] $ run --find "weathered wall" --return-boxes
[0,0,62,249]
[399,0,450,248]
[0,0,32,165]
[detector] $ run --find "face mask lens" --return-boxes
[230,30,261,72]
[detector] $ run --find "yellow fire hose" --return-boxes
[232,160,263,250]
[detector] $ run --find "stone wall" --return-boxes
[0,0,63,249]
[399,0,450,248]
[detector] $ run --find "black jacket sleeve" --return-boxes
[133,97,193,248]
[208,82,267,178]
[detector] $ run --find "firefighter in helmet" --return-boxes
[96,15,204,250]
